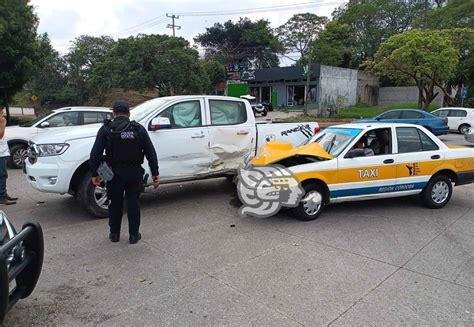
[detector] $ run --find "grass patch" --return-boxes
[339,102,440,119]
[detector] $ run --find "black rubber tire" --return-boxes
[292,183,326,221]
[8,144,28,169]
[458,124,470,135]
[421,174,453,209]
[262,109,268,116]
[77,172,108,218]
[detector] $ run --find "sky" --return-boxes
[30,0,347,65]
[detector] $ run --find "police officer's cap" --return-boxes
[112,100,130,113]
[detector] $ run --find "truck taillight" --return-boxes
[314,127,320,134]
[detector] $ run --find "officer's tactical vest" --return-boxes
[108,121,144,166]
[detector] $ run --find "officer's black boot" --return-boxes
[129,233,141,244]
[109,233,120,242]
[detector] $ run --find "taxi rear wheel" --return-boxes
[292,183,325,221]
[421,175,453,209]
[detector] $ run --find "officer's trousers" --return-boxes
[107,166,143,236]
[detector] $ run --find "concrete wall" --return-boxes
[378,86,444,107]
[315,65,358,116]
[357,71,379,106]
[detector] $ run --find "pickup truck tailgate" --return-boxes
[256,121,319,150]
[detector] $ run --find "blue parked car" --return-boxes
[353,109,449,136]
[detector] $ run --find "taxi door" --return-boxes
[335,127,397,199]
[394,126,444,191]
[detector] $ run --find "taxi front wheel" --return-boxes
[421,175,453,209]
[292,183,326,221]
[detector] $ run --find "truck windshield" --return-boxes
[307,127,362,157]
[21,112,53,127]
[130,98,171,122]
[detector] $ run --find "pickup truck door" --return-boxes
[205,99,256,171]
[394,126,443,192]
[335,127,397,199]
[147,99,210,179]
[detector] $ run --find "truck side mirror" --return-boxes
[39,121,50,128]
[149,117,171,131]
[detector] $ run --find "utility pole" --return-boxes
[166,14,181,37]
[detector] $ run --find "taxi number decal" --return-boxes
[358,168,378,179]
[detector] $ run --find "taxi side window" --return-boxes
[397,127,439,153]
[346,128,392,158]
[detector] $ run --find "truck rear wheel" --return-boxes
[77,173,108,218]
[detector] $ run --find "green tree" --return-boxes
[90,34,209,96]
[371,29,458,110]
[202,60,226,94]
[194,18,281,69]
[28,34,79,109]
[308,21,353,68]
[66,35,116,103]
[425,0,474,29]
[0,0,38,122]
[332,0,426,68]
[437,28,474,106]
[275,13,328,64]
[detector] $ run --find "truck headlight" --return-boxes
[35,143,69,157]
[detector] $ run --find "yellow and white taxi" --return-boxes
[252,123,474,221]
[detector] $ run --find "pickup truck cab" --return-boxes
[25,96,319,217]
[250,123,474,220]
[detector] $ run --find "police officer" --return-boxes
[89,100,159,244]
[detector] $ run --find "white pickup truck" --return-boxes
[25,96,319,217]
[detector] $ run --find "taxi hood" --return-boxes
[251,141,333,166]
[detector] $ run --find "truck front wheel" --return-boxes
[77,173,108,218]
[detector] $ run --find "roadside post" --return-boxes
[461,85,468,107]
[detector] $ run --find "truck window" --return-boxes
[157,101,201,128]
[83,112,111,125]
[209,100,247,125]
[44,112,79,127]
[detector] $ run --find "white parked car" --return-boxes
[431,107,474,134]
[5,107,112,168]
[24,96,319,217]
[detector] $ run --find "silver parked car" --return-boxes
[464,127,474,143]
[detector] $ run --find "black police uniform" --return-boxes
[89,115,159,238]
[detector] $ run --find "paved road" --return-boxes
[4,133,474,325]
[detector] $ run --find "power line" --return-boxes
[177,1,344,16]
[118,14,166,34]
[117,0,344,37]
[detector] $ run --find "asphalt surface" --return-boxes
[3,133,474,326]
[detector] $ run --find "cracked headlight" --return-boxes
[34,143,69,157]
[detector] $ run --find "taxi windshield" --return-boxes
[306,127,362,157]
